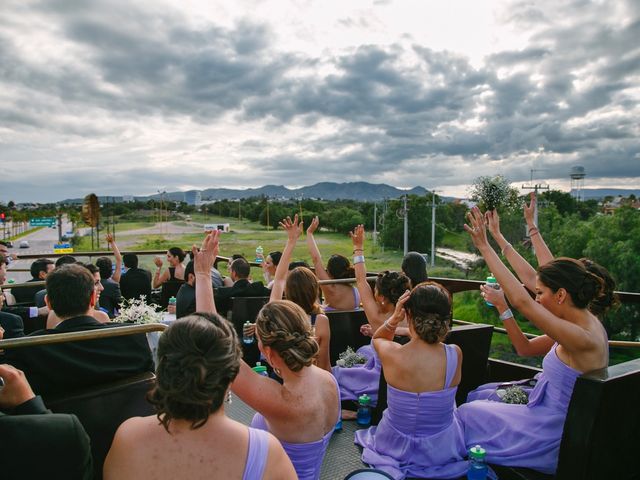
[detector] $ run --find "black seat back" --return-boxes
[47,372,156,480]
[325,309,370,366]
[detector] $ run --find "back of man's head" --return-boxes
[96,257,113,279]
[30,258,54,280]
[46,264,95,318]
[230,258,250,279]
[55,255,77,267]
[184,260,195,285]
[123,253,138,269]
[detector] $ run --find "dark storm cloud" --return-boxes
[0,0,638,202]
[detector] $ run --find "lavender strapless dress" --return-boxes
[250,375,340,480]
[458,343,581,474]
[354,344,469,480]
[332,344,380,406]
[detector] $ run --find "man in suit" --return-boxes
[214,257,270,317]
[119,253,152,302]
[175,260,196,319]
[96,256,123,317]
[12,258,54,304]
[0,363,93,479]
[5,263,154,398]
[1,253,46,335]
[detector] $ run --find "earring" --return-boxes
[274,367,282,377]
[557,300,562,305]
[226,391,232,404]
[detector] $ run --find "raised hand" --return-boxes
[307,216,319,235]
[481,283,508,312]
[192,230,220,276]
[279,214,303,241]
[360,323,373,337]
[464,206,490,250]
[105,233,115,244]
[387,290,411,327]
[524,192,536,227]
[485,209,502,240]
[153,256,163,268]
[349,224,365,251]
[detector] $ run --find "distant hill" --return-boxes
[61,182,435,203]
[573,188,640,200]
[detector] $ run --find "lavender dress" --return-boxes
[242,427,269,480]
[458,344,581,474]
[355,344,469,480]
[250,375,340,480]
[332,344,380,406]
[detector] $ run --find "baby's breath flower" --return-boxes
[469,175,521,212]
[336,346,367,368]
[114,297,163,324]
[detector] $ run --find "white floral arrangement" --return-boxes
[468,175,521,212]
[114,297,163,324]
[500,385,529,404]
[336,346,367,368]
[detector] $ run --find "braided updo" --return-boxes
[376,270,411,305]
[404,282,452,344]
[256,300,319,372]
[148,313,242,432]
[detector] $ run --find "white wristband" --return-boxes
[29,306,39,318]
[353,255,365,265]
[499,308,513,321]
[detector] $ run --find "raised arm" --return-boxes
[152,257,169,288]
[270,215,303,302]
[305,216,330,281]
[349,225,381,329]
[465,207,594,353]
[193,230,220,314]
[485,209,537,292]
[481,282,554,357]
[524,192,554,266]
[106,234,123,283]
[372,290,410,360]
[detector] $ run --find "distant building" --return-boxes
[184,191,202,206]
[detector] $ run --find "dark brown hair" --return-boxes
[45,264,95,317]
[327,254,354,280]
[376,271,411,305]
[537,257,604,310]
[148,313,242,432]
[285,266,322,315]
[404,281,452,344]
[579,258,619,317]
[256,300,319,372]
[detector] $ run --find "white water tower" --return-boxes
[570,166,586,201]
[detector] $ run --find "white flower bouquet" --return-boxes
[114,297,163,324]
[469,175,521,212]
[336,346,367,368]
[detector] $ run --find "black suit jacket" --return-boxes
[11,278,41,305]
[5,315,155,398]
[99,278,123,318]
[0,396,92,480]
[176,282,196,319]
[120,267,152,302]
[214,279,270,316]
[0,310,24,338]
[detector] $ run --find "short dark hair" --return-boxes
[148,314,241,432]
[45,264,95,317]
[230,258,250,279]
[55,255,77,267]
[401,252,428,288]
[30,258,53,279]
[288,260,310,271]
[184,260,195,282]
[96,257,113,279]
[168,247,186,263]
[405,281,452,344]
[123,253,139,269]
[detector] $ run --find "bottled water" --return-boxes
[467,445,488,480]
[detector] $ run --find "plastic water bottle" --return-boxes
[242,321,254,345]
[334,418,343,432]
[255,245,264,263]
[356,394,372,427]
[485,275,498,307]
[252,362,268,377]
[467,445,488,480]
[167,296,177,314]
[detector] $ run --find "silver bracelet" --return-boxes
[383,319,397,331]
[353,255,365,265]
[499,308,514,321]
[501,243,513,256]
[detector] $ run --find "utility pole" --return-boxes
[521,169,549,235]
[402,195,409,256]
[430,191,439,267]
[373,203,377,252]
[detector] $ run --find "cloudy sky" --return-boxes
[1,0,638,203]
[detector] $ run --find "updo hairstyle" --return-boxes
[579,258,619,317]
[268,251,282,266]
[537,257,605,310]
[327,254,355,280]
[404,282,452,344]
[285,266,322,315]
[148,313,242,432]
[168,247,186,262]
[401,251,429,287]
[375,270,411,305]
[256,300,319,372]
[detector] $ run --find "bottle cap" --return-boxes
[169,296,176,302]
[244,320,251,325]
[7,279,15,284]
[358,394,371,405]
[252,362,267,373]
[486,275,497,284]
[469,445,486,459]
